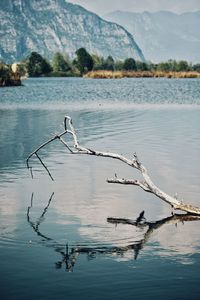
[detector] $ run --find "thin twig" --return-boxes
[58,137,74,153]
[107,178,152,193]
[35,152,54,181]
[27,129,68,162]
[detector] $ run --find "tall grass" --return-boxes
[85,70,200,79]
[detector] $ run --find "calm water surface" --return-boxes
[0,78,200,300]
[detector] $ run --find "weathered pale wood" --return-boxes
[27,116,200,215]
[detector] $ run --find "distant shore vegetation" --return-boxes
[1,48,200,86]
[0,62,23,87]
[85,70,200,79]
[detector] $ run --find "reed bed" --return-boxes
[85,70,200,79]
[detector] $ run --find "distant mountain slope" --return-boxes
[0,0,145,63]
[105,10,200,63]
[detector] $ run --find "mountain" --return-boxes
[105,10,200,63]
[0,0,145,63]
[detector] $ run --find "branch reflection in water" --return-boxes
[27,193,200,272]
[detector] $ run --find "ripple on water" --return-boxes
[0,77,200,279]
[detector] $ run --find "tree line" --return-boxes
[1,47,200,79]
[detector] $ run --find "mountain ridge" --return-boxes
[0,0,145,63]
[105,10,200,63]
[107,10,200,16]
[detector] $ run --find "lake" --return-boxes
[0,77,200,300]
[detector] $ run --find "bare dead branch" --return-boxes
[58,136,74,153]
[107,178,152,193]
[26,129,71,180]
[27,116,200,215]
[35,152,54,181]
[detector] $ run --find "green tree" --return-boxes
[104,56,115,71]
[193,63,200,72]
[156,62,171,72]
[52,52,71,73]
[167,59,178,71]
[148,62,157,72]
[176,60,190,72]
[26,52,52,77]
[136,61,149,71]
[114,60,124,71]
[123,58,137,71]
[0,62,9,78]
[75,48,94,74]
[91,54,105,70]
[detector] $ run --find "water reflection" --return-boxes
[1,78,200,298]
[27,193,200,272]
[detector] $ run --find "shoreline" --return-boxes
[0,79,22,87]
[84,70,200,79]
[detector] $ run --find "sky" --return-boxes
[68,0,200,16]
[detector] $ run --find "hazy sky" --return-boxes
[68,0,200,15]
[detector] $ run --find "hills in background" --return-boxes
[0,0,145,63]
[0,0,199,64]
[105,10,200,63]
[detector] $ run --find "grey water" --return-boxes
[0,77,200,300]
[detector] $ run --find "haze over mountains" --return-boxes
[0,0,145,63]
[105,10,200,63]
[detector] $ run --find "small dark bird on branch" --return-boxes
[136,210,145,224]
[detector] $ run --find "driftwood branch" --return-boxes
[27,116,200,215]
